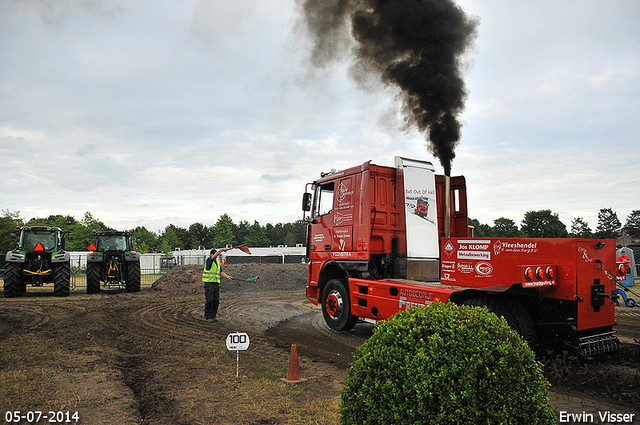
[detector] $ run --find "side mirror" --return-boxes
[10,232,17,239]
[302,192,312,212]
[67,233,74,240]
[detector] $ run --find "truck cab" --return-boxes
[303,157,467,303]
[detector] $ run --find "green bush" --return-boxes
[341,301,556,425]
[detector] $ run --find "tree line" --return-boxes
[0,210,306,266]
[2,207,638,268]
[470,208,640,240]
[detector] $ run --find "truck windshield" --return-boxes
[97,236,127,251]
[313,183,334,217]
[22,231,57,251]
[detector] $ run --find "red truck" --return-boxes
[302,157,622,356]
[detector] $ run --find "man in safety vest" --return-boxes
[203,248,233,322]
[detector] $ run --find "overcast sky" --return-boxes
[1,0,638,234]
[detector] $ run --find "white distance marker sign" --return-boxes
[226,332,250,351]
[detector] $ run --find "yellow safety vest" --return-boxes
[202,259,221,283]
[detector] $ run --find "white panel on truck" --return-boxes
[394,156,439,259]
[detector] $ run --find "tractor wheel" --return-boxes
[462,296,537,350]
[86,262,101,294]
[3,262,23,298]
[125,261,141,292]
[53,262,70,297]
[322,278,357,331]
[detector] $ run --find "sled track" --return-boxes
[134,300,233,344]
[130,292,375,370]
[132,292,319,348]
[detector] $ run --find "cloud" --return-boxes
[261,174,299,182]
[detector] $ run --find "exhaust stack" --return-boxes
[444,174,451,238]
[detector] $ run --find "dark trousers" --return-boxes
[204,282,220,319]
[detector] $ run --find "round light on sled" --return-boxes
[535,267,545,280]
[617,264,626,275]
[546,266,554,280]
[525,267,534,281]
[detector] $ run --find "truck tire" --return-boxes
[3,262,23,298]
[322,278,357,331]
[462,296,537,350]
[53,262,70,297]
[86,262,101,294]
[125,261,141,292]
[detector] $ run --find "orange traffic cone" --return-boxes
[280,344,308,384]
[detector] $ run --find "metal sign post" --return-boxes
[226,332,250,378]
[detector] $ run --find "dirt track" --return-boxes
[1,264,639,424]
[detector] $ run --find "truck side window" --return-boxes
[313,183,334,217]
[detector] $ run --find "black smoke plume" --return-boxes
[299,0,479,175]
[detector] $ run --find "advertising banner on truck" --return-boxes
[395,157,439,259]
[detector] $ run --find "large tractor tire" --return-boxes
[3,262,23,298]
[322,278,357,331]
[125,261,141,292]
[86,262,101,294]
[52,262,70,297]
[462,296,537,350]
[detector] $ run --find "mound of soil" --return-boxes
[151,263,308,296]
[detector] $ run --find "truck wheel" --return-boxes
[322,278,357,331]
[462,296,537,350]
[53,262,70,297]
[125,261,141,292]
[3,262,23,298]
[86,262,101,294]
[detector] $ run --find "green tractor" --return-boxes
[86,230,141,293]
[3,226,73,297]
